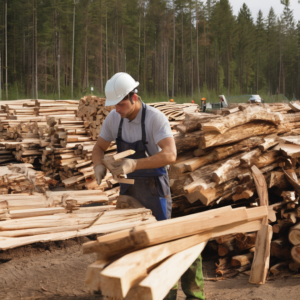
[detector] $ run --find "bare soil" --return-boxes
[0,238,299,300]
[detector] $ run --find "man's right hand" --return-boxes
[93,163,107,185]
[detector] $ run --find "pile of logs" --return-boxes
[166,102,300,278]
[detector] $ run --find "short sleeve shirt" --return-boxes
[99,104,173,156]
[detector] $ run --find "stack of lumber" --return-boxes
[76,96,113,140]
[0,205,156,250]
[0,99,81,166]
[83,202,269,298]
[0,163,56,194]
[148,102,199,121]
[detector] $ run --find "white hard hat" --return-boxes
[105,72,139,106]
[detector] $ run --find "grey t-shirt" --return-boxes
[99,104,173,156]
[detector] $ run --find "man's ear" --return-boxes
[132,94,138,102]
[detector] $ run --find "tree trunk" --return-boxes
[45,48,47,96]
[35,0,38,99]
[5,0,8,99]
[105,4,108,82]
[99,0,103,93]
[190,0,193,97]
[58,32,61,100]
[172,0,175,99]
[71,0,75,99]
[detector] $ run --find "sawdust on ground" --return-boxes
[0,238,299,300]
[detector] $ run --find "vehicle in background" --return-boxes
[248,95,264,103]
[203,95,229,112]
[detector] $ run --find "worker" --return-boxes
[201,98,206,112]
[92,72,205,300]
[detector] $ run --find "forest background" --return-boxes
[0,0,299,103]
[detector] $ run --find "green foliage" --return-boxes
[0,0,299,101]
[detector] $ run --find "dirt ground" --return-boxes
[0,238,300,300]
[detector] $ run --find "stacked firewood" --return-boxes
[0,163,56,194]
[166,102,300,277]
[76,96,113,140]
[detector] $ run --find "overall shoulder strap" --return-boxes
[141,103,147,144]
[117,117,124,140]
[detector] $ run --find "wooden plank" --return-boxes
[83,206,267,258]
[113,150,135,161]
[0,215,156,250]
[125,242,207,300]
[98,218,263,298]
[249,165,272,285]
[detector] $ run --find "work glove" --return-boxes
[110,158,137,176]
[93,163,107,185]
[116,195,144,209]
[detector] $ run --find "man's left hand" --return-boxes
[110,158,137,176]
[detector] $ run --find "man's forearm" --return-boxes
[135,150,176,170]
[92,144,105,166]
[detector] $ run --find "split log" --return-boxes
[280,144,300,158]
[199,121,287,149]
[218,240,236,257]
[270,262,289,276]
[235,233,257,252]
[171,137,263,176]
[215,234,236,244]
[289,223,300,245]
[176,112,221,134]
[270,238,291,259]
[269,171,290,189]
[291,245,300,264]
[174,131,203,153]
[258,134,279,151]
[289,260,300,271]
[249,166,272,285]
[200,106,282,134]
[231,253,253,267]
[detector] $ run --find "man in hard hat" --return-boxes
[92,72,204,300]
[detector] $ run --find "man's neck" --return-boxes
[127,101,142,121]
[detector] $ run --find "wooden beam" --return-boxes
[113,150,135,161]
[249,165,272,285]
[125,242,207,300]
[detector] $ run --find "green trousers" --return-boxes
[164,254,205,300]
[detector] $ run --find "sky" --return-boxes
[230,0,300,22]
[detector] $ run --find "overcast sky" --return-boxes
[229,0,300,22]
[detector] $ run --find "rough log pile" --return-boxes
[168,102,300,279]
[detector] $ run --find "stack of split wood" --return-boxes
[148,102,199,121]
[0,99,81,166]
[0,163,56,194]
[0,204,155,250]
[76,96,113,140]
[166,101,300,277]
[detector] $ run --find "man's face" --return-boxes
[115,97,135,118]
